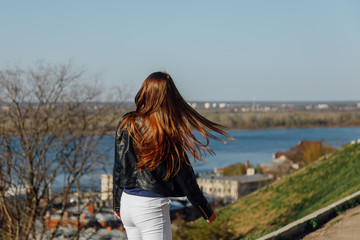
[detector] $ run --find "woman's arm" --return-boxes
[113,119,126,214]
[174,157,215,221]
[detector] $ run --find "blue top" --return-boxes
[124,187,165,198]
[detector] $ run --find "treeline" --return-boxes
[222,163,263,176]
[203,111,360,129]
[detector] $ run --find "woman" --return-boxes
[113,72,233,240]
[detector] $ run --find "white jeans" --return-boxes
[120,192,172,240]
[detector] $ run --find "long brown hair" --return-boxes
[119,72,233,179]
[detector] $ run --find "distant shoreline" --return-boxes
[107,124,360,135]
[201,111,360,130]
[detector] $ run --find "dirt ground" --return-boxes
[301,204,360,240]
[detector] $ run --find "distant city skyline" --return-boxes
[1,1,359,102]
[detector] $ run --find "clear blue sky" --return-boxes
[1,1,359,101]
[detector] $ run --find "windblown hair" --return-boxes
[119,72,233,179]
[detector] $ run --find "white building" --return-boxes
[316,104,329,109]
[218,103,226,109]
[197,174,272,203]
[101,174,113,201]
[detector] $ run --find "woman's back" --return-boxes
[113,72,233,239]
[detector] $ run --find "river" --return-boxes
[197,127,360,171]
[54,127,360,191]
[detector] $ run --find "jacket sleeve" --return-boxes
[113,121,125,212]
[174,156,214,220]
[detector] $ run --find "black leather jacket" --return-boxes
[113,116,213,220]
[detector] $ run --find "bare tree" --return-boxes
[0,62,126,239]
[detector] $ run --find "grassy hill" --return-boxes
[173,142,360,240]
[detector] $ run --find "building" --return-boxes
[197,173,272,203]
[101,174,113,201]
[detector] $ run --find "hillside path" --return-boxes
[301,204,360,240]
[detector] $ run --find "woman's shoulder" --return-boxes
[116,111,142,135]
[115,112,132,135]
[117,112,134,125]
[122,111,134,119]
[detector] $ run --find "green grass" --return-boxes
[173,143,360,240]
[351,212,360,217]
[330,218,343,226]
